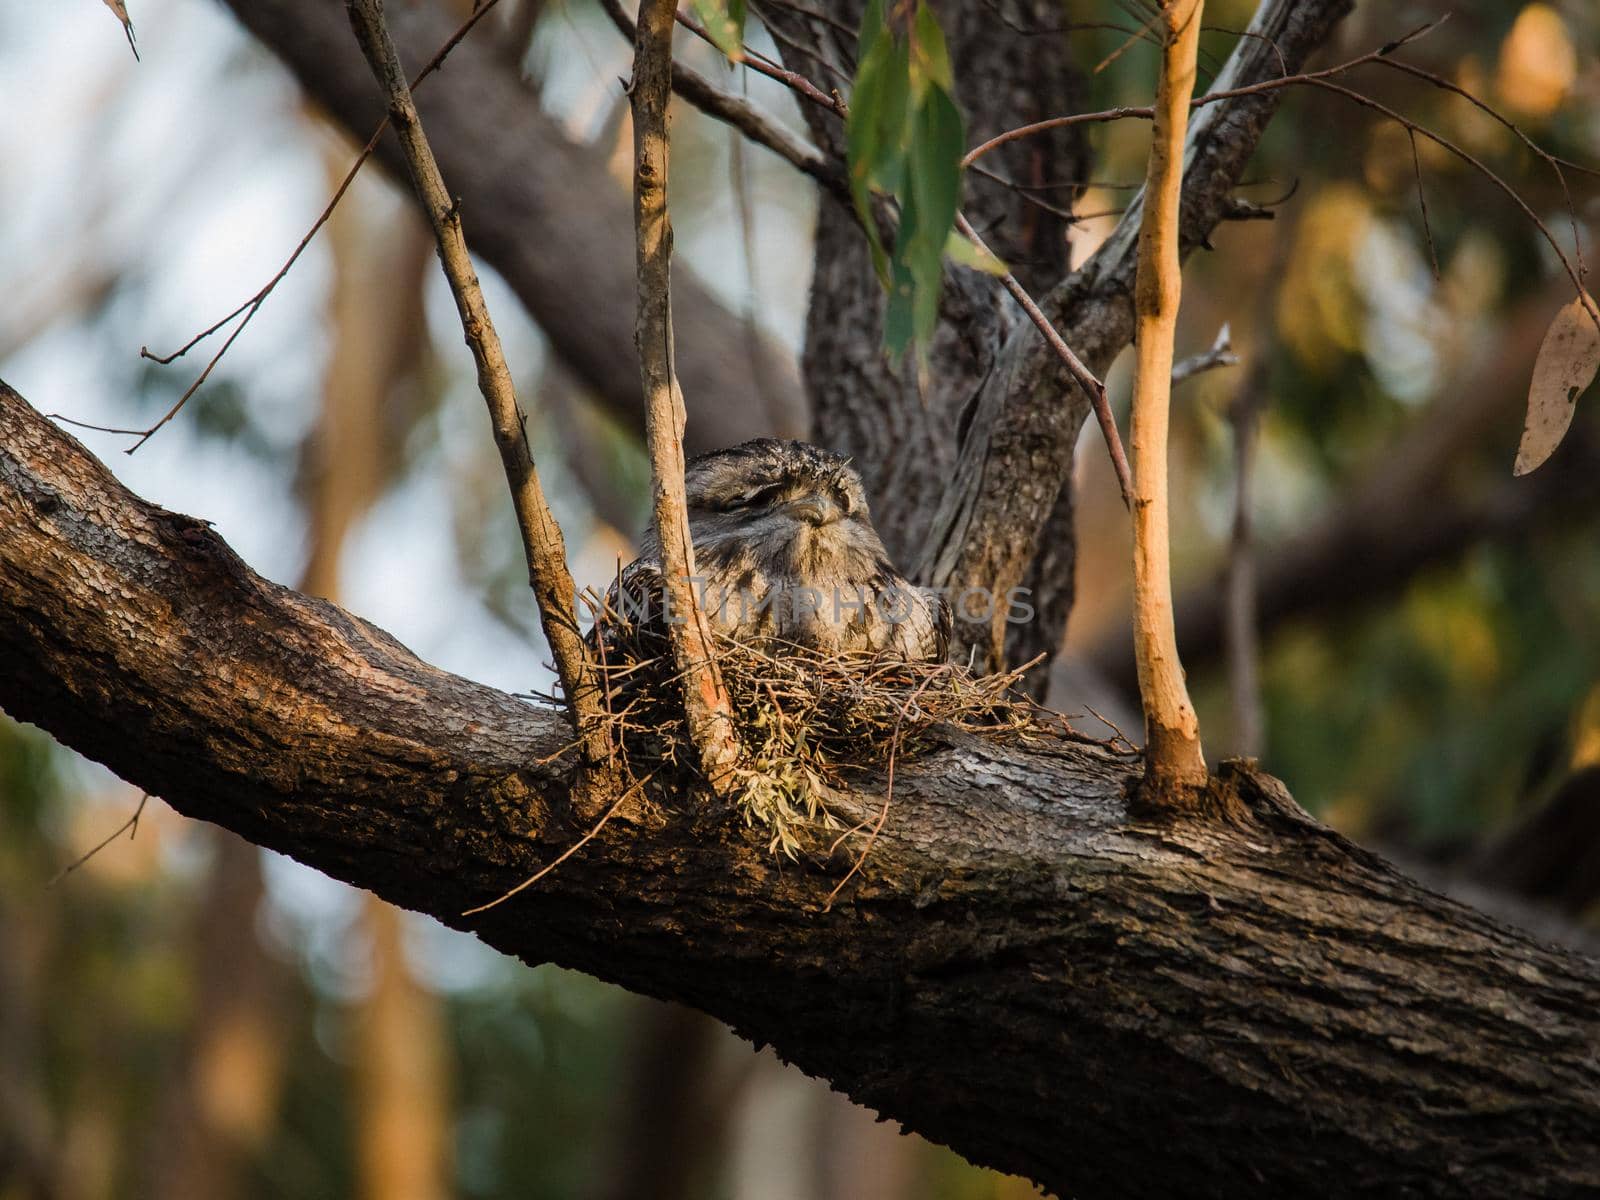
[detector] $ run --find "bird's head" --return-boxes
[649,439,887,574]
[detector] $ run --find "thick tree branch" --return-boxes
[3,379,1598,1198]
[220,0,807,452]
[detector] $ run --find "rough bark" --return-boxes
[219,0,807,452]
[3,381,1597,1198]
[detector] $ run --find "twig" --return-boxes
[954,212,1134,508]
[1094,5,1165,76]
[48,792,150,886]
[460,774,653,916]
[1083,705,1139,755]
[821,657,947,912]
[757,0,858,44]
[962,106,1157,169]
[956,16,1598,338]
[673,7,845,116]
[960,18,1446,169]
[631,0,744,792]
[1171,323,1238,387]
[1223,217,1292,764]
[100,0,508,455]
[1300,76,1598,331]
[1374,53,1586,284]
[822,730,897,912]
[345,0,606,760]
[1405,129,1439,281]
[595,0,848,205]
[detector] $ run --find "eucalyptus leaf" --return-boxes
[691,0,746,62]
[844,1,968,356]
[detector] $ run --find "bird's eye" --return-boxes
[732,483,785,510]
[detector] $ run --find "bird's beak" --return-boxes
[788,495,842,527]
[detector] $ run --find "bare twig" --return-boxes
[1094,4,1165,75]
[1374,53,1587,283]
[595,0,849,205]
[962,106,1157,169]
[957,16,1598,337]
[822,731,897,912]
[674,6,845,116]
[48,792,151,886]
[1171,323,1238,387]
[461,773,654,916]
[1299,76,1598,331]
[345,0,605,759]
[1130,0,1208,808]
[1225,318,1276,761]
[631,0,743,792]
[954,212,1133,508]
[960,18,1445,169]
[820,658,947,911]
[1406,129,1440,281]
[92,0,508,454]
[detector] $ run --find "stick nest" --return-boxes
[573,607,1115,858]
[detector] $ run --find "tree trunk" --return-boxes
[2,381,1595,1199]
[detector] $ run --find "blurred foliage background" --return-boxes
[2,1,1597,1196]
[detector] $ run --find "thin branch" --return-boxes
[954,212,1133,508]
[957,16,1599,339]
[962,106,1156,170]
[631,0,743,791]
[461,773,652,916]
[674,6,845,117]
[960,17,1446,169]
[1375,54,1587,284]
[47,792,151,886]
[1406,128,1440,281]
[596,0,849,205]
[112,0,507,454]
[1093,4,1165,75]
[1300,76,1598,330]
[756,0,857,44]
[344,0,605,760]
[1171,323,1238,386]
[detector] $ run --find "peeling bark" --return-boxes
[3,382,1597,1198]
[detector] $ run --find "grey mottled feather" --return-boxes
[602,439,949,662]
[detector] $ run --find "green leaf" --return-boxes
[691,0,746,62]
[844,1,968,356]
[857,0,885,62]
[845,31,910,283]
[910,2,954,94]
[898,85,964,349]
[944,230,1009,275]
